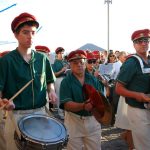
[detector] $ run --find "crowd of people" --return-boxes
[0,12,150,150]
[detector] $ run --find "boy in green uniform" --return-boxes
[115,29,150,150]
[0,12,57,150]
[52,47,67,78]
[60,50,103,150]
[52,47,68,119]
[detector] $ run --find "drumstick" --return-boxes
[0,79,34,110]
[2,79,34,119]
[10,79,34,102]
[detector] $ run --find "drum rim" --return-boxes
[18,114,67,144]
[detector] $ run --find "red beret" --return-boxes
[92,50,100,59]
[11,12,39,33]
[87,52,96,60]
[35,45,50,53]
[131,29,150,41]
[0,51,10,57]
[67,50,87,62]
[86,50,91,53]
[55,47,65,54]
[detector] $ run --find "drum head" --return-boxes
[18,114,67,144]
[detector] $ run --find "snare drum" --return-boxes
[14,114,68,150]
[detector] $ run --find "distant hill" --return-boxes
[78,43,105,51]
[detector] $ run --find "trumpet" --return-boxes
[101,74,115,88]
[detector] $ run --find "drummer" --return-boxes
[52,47,68,119]
[59,50,103,150]
[0,12,57,150]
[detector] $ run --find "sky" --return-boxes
[0,0,150,53]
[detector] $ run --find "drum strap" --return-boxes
[132,55,150,74]
[8,111,21,139]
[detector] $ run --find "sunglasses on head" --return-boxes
[87,59,96,64]
[134,38,150,44]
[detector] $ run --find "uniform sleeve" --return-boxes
[117,58,138,85]
[59,78,73,109]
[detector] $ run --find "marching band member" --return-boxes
[85,51,97,74]
[59,50,104,150]
[115,29,150,150]
[0,12,57,150]
[52,47,68,119]
[85,51,106,95]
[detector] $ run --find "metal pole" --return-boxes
[104,0,112,53]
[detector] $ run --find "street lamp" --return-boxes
[104,0,112,53]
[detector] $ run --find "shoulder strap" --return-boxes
[131,55,150,74]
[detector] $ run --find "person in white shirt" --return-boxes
[113,51,127,79]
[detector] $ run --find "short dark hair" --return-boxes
[15,21,38,33]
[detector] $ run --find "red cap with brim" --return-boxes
[11,12,39,33]
[92,50,100,59]
[131,29,150,41]
[67,50,87,62]
[55,47,65,54]
[87,52,96,60]
[35,45,50,53]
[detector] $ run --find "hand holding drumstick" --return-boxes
[0,98,15,111]
[0,79,33,111]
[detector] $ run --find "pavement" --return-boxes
[101,125,128,150]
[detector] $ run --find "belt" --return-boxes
[79,115,93,120]
[68,112,93,120]
[13,107,45,114]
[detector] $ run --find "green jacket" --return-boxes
[0,49,56,110]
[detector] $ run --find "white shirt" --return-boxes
[99,63,116,80]
[113,60,122,79]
